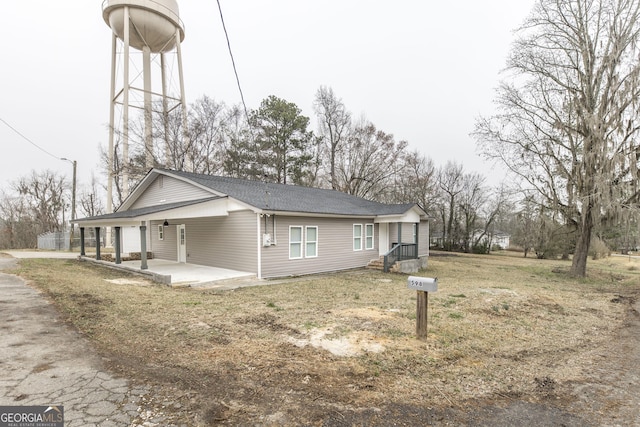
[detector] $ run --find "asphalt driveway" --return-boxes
[0,254,145,426]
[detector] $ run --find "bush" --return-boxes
[589,237,610,260]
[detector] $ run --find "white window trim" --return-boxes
[365,223,374,250]
[305,226,318,258]
[158,224,164,241]
[353,224,363,251]
[289,226,303,259]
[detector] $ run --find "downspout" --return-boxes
[257,213,262,279]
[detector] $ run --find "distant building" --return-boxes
[472,229,510,250]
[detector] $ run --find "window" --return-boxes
[413,223,418,243]
[289,226,303,259]
[290,226,319,259]
[158,225,164,241]
[306,226,318,257]
[365,224,374,250]
[353,224,362,251]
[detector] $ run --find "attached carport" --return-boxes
[72,196,254,285]
[73,197,222,266]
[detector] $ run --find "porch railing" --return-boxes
[383,243,418,272]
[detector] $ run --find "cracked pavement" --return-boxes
[0,256,149,426]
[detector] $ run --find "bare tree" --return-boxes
[185,96,228,175]
[458,172,487,252]
[474,0,640,276]
[313,86,351,189]
[337,118,407,200]
[0,171,68,248]
[100,134,147,209]
[474,184,514,253]
[14,170,67,235]
[513,193,540,257]
[0,191,35,249]
[436,161,465,250]
[78,173,105,218]
[392,149,437,211]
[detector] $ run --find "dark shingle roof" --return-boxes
[163,169,417,217]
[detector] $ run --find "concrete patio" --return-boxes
[3,251,257,288]
[81,257,257,288]
[118,258,256,287]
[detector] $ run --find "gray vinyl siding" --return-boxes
[260,216,379,278]
[151,211,257,272]
[131,175,212,209]
[389,222,417,245]
[150,221,177,261]
[419,220,429,256]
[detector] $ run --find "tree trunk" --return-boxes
[571,203,594,277]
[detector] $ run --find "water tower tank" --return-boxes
[103,0,185,53]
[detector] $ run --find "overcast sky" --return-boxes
[0,1,535,193]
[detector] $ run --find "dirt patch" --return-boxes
[287,326,386,356]
[14,254,640,425]
[105,278,150,286]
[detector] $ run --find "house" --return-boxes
[472,229,511,250]
[73,169,429,279]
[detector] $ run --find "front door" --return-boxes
[378,223,389,256]
[177,224,187,263]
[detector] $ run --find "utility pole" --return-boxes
[61,158,77,251]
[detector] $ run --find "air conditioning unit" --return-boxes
[263,233,272,247]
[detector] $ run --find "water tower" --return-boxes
[102,0,187,214]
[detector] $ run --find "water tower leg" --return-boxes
[143,45,153,170]
[106,33,117,248]
[122,5,131,197]
[175,27,190,171]
[160,53,170,167]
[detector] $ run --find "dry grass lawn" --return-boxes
[12,251,640,424]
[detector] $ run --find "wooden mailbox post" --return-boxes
[407,276,438,340]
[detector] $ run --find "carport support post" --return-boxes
[114,226,122,265]
[416,291,428,340]
[94,227,101,260]
[80,227,85,256]
[140,222,148,270]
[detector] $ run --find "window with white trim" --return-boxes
[365,224,374,250]
[158,224,164,241]
[413,223,418,243]
[306,226,318,257]
[353,224,363,251]
[289,226,303,259]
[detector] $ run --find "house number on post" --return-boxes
[407,276,438,340]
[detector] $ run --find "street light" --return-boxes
[61,158,77,251]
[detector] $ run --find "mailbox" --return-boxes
[407,276,438,292]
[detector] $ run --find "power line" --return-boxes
[216,0,251,122]
[0,116,61,160]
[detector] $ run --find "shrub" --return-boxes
[589,236,610,260]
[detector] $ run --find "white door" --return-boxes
[378,223,389,256]
[177,224,187,263]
